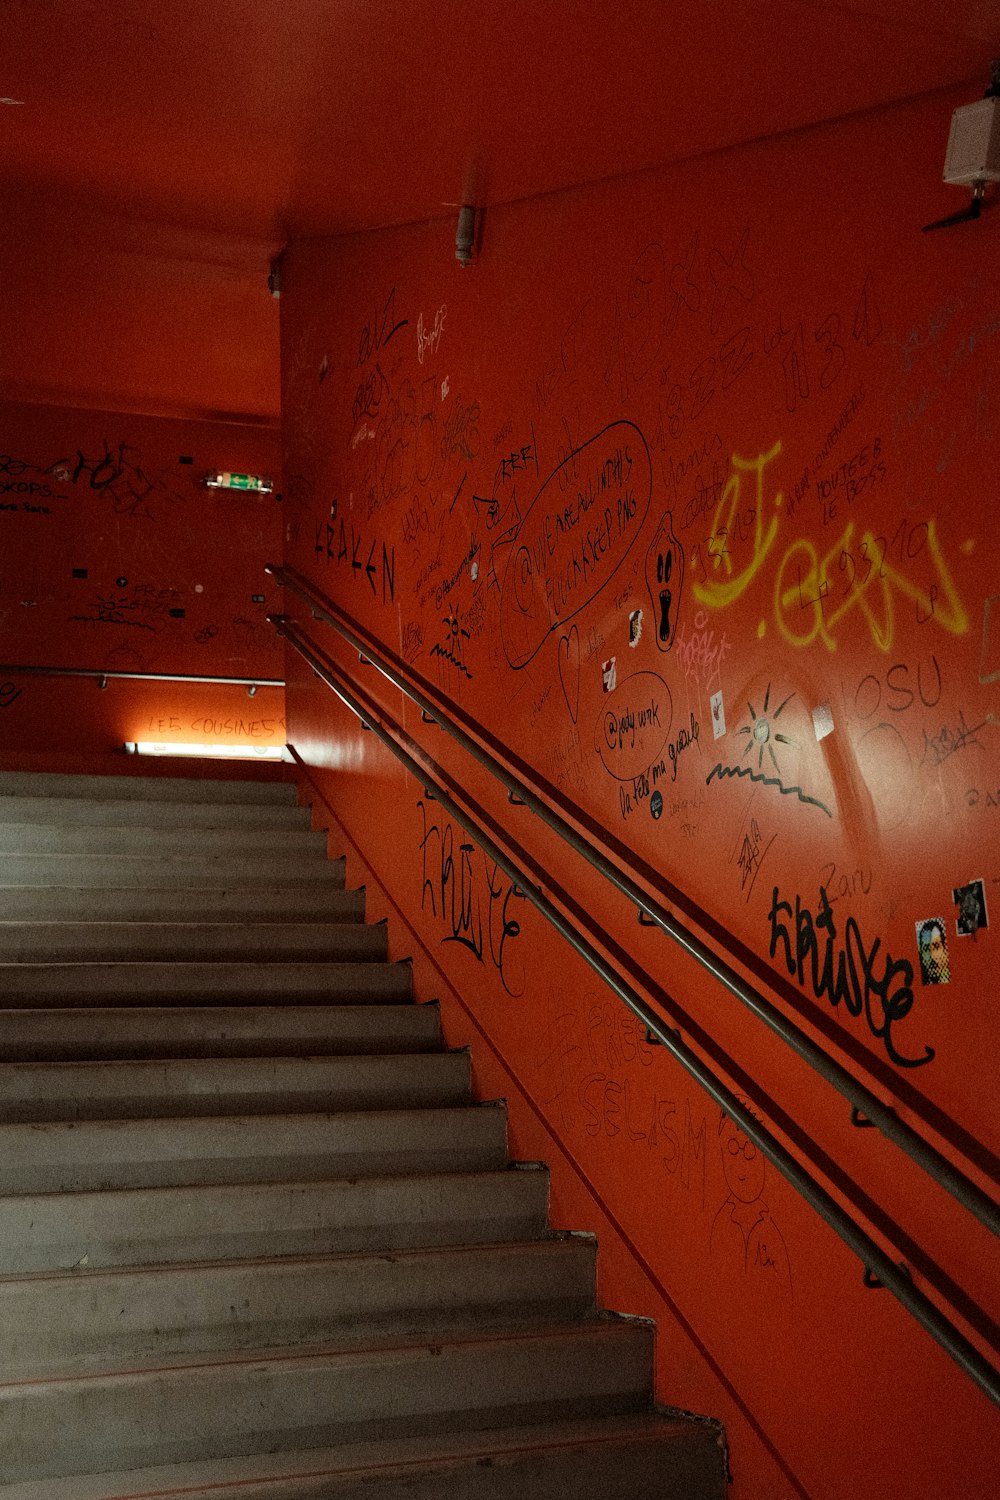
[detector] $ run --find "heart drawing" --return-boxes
[557,626,581,724]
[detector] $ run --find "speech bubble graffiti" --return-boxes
[594,670,673,781]
[500,421,651,669]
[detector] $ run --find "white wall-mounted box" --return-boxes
[943,96,1000,185]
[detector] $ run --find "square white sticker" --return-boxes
[710,689,726,739]
[812,702,834,741]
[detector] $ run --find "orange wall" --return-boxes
[0,400,285,767]
[279,86,999,1500]
[1,192,280,423]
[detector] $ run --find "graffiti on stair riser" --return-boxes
[417,800,525,996]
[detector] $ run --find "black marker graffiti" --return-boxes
[707,685,830,814]
[418,801,525,997]
[357,285,408,366]
[707,762,832,817]
[499,422,651,669]
[921,710,991,768]
[313,519,396,604]
[430,607,473,679]
[70,593,156,631]
[45,441,185,520]
[668,712,700,781]
[644,510,684,652]
[768,885,933,1069]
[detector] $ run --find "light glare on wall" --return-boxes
[125,741,290,761]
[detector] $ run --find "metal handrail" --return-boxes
[265,563,999,1241]
[0,663,284,693]
[270,610,1000,1408]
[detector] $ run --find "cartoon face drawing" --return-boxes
[719,1115,767,1203]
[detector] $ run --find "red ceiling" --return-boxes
[3,0,996,241]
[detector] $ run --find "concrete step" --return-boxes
[0,919,388,962]
[0,1051,471,1122]
[0,1103,508,1193]
[0,851,346,887]
[0,1165,552,1272]
[0,1321,654,1482]
[0,884,365,922]
[1,1239,597,1374]
[0,793,314,830]
[0,821,330,857]
[0,771,298,805]
[0,1002,442,1061]
[0,958,411,1006]
[0,1416,726,1500]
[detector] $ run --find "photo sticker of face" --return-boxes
[916,917,951,985]
[953,878,988,939]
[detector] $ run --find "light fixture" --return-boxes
[124,741,290,761]
[455,204,476,265]
[203,472,274,493]
[924,60,1000,231]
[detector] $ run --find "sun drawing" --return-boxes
[738,683,798,773]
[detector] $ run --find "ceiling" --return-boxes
[3,0,997,243]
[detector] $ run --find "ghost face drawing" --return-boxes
[644,511,684,652]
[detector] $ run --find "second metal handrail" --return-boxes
[270,609,1000,1409]
[265,562,999,1242]
[0,662,284,694]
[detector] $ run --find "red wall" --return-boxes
[280,86,1000,1500]
[0,400,285,770]
[1,192,280,424]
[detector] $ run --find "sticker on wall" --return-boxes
[812,702,834,742]
[602,657,617,693]
[916,917,951,985]
[953,879,988,937]
[650,789,663,820]
[628,609,643,647]
[710,689,726,739]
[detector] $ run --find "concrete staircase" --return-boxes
[0,770,726,1498]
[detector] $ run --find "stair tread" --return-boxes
[4,1316,639,1385]
[0,1235,591,1287]
[0,1413,725,1500]
[0,920,369,933]
[0,772,297,804]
